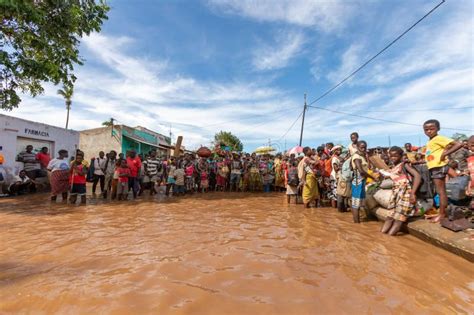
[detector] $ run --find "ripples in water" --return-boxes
[0,192,473,314]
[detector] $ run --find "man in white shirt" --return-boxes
[92,151,106,194]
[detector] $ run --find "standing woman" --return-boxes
[273,154,285,192]
[302,147,319,208]
[47,149,70,201]
[351,141,377,223]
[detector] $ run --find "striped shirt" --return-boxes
[18,151,40,171]
[144,158,163,176]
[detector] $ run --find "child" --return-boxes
[285,161,299,203]
[262,169,273,193]
[466,136,474,210]
[69,152,89,205]
[381,146,421,236]
[423,119,462,223]
[116,159,130,200]
[216,160,228,192]
[174,165,185,196]
[201,170,209,193]
[166,158,176,196]
[185,161,195,193]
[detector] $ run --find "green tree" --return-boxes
[1,0,109,110]
[452,133,468,141]
[214,131,243,152]
[102,120,113,127]
[57,85,73,129]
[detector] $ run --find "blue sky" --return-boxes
[8,0,474,152]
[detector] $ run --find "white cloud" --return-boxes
[7,33,301,151]
[252,31,305,71]
[326,44,364,83]
[208,0,355,32]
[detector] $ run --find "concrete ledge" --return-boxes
[370,207,474,263]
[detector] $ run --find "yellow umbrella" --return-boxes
[254,146,276,154]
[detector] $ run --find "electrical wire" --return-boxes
[306,104,474,132]
[307,0,446,107]
[277,110,305,142]
[355,106,473,113]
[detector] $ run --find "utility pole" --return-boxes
[298,93,307,147]
[169,124,172,142]
[110,118,115,137]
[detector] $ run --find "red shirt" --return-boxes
[117,167,131,183]
[36,152,51,168]
[70,163,87,184]
[126,157,142,177]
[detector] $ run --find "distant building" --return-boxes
[79,124,172,159]
[0,114,79,175]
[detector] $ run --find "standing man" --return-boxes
[36,147,51,175]
[230,154,242,192]
[102,150,117,199]
[17,145,41,180]
[143,150,161,195]
[92,151,106,195]
[126,150,142,199]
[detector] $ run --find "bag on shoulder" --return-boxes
[287,167,299,186]
[341,158,353,181]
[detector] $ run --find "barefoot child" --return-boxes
[201,169,209,193]
[466,136,474,210]
[69,152,89,205]
[174,164,185,196]
[423,119,462,223]
[381,146,421,236]
[285,161,299,203]
[117,159,130,200]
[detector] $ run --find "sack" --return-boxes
[341,158,353,181]
[440,218,472,232]
[336,179,351,197]
[379,178,393,189]
[446,205,471,221]
[287,167,299,186]
[373,189,395,209]
[446,176,469,201]
[365,190,379,210]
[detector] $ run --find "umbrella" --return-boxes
[287,146,303,155]
[254,146,276,154]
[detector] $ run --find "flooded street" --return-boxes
[0,192,473,314]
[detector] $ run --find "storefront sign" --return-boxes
[24,128,49,137]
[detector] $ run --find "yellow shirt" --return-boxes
[425,135,453,169]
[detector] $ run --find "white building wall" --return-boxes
[79,126,122,160]
[0,114,79,177]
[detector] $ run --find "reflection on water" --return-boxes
[0,192,473,314]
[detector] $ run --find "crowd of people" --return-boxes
[2,119,473,234]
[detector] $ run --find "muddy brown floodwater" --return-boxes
[0,192,473,314]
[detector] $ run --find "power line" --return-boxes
[277,110,305,142]
[307,0,446,107]
[358,106,473,113]
[306,104,474,132]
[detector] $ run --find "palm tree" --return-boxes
[57,85,74,129]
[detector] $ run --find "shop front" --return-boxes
[0,114,79,176]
